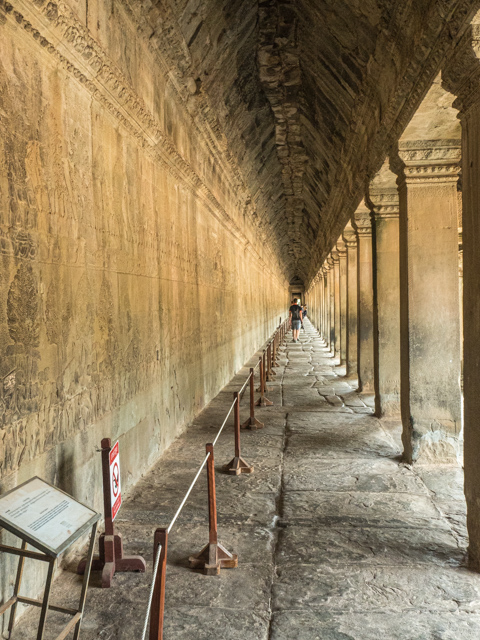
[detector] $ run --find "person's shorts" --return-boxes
[291,320,301,330]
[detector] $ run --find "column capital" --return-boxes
[336,237,347,257]
[368,159,400,219]
[352,200,373,236]
[331,249,340,264]
[342,221,358,248]
[391,139,461,184]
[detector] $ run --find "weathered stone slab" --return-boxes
[269,611,480,640]
[276,525,463,567]
[273,564,480,612]
[282,490,449,529]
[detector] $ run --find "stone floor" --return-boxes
[7,320,476,639]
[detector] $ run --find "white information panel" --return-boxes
[0,477,98,556]
[109,440,122,520]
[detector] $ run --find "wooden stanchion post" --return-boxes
[224,393,254,474]
[256,356,273,407]
[266,342,276,381]
[149,529,168,640]
[258,350,273,392]
[189,444,238,574]
[77,438,146,587]
[242,369,264,429]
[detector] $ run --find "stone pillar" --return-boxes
[323,267,328,343]
[368,161,401,417]
[337,237,348,365]
[324,260,332,350]
[331,249,341,361]
[392,138,461,463]
[443,31,480,566]
[343,222,358,380]
[327,255,335,354]
[352,201,375,393]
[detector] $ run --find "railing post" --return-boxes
[242,369,264,429]
[256,355,273,407]
[149,529,168,640]
[266,342,276,381]
[77,438,146,587]
[224,393,254,474]
[189,444,238,574]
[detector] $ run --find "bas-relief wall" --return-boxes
[0,0,288,610]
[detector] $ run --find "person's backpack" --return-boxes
[291,305,301,321]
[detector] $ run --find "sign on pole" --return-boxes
[109,441,122,520]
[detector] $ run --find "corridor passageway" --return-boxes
[12,320,475,639]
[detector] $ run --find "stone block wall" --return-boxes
[0,0,288,611]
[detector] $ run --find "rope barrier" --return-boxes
[167,452,211,535]
[141,544,162,640]
[238,371,252,396]
[142,319,289,637]
[213,397,237,447]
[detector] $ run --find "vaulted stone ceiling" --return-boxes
[140,0,478,286]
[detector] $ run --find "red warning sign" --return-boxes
[109,441,122,520]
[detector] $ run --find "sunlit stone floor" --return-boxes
[10,320,476,639]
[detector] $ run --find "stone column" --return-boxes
[343,222,358,380]
[323,260,332,350]
[368,161,401,417]
[331,249,341,361]
[327,255,335,354]
[442,32,480,567]
[392,139,461,464]
[352,201,375,393]
[323,267,329,343]
[336,237,348,365]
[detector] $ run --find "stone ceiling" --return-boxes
[140,0,479,286]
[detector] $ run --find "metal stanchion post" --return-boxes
[189,444,238,574]
[242,369,264,429]
[224,392,254,475]
[149,529,168,640]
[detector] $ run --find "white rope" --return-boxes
[167,451,210,534]
[212,396,237,447]
[238,370,252,396]
[141,543,162,640]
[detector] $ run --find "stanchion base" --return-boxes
[266,372,276,381]
[255,396,273,407]
[77,533,146,588]
[256,385,273,392]
[241,416,264,430]
[224,456,254,475]
[188,542,238,575]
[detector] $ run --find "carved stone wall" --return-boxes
[0,0,288,604]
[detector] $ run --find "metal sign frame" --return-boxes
[0,477,100,640]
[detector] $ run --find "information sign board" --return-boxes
[0,477,99,556]
[109,441,122,520]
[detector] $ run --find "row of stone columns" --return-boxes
[308,35,480,563]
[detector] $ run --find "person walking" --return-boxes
[289,298,303,342]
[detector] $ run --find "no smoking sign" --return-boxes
[109,441,122,520]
